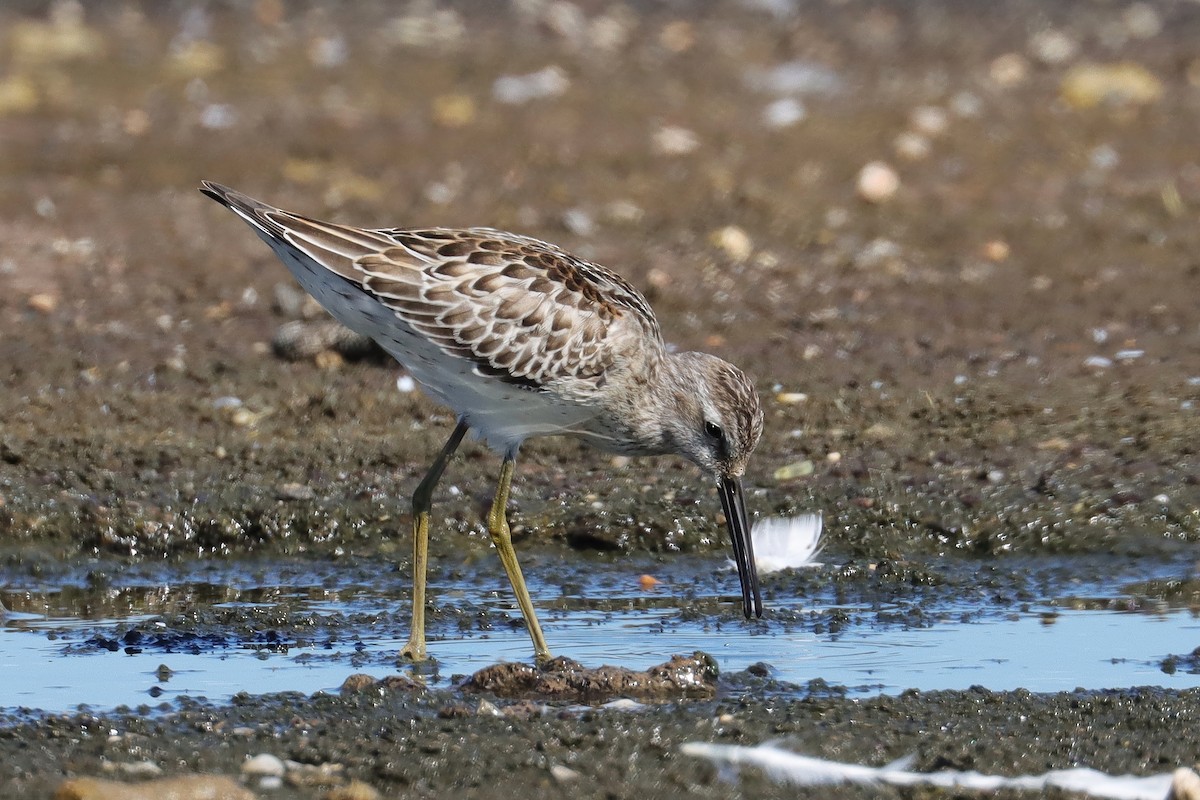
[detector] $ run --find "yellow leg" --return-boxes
[400,421,468,662]
[487,455,552,663]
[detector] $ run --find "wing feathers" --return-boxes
[201,182,663,390]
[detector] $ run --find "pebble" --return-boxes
[603,199,644,224]
[1029,29,1079,65]
[989,53,1029,87]
[652,125,700,155]
[550,764,581,784]
[1060,62,1163,109]
[909,105,948,138]
[864,422,896,439]
[982,240,1010,262]
[54,775,254,800]
[277,483,315,501]
[323,780,382,800]
[1123,3,1162,39]
[776,392,808,404]
[477,699,503,717]
[101,761,162,777]
[561,208,595,237]
[396,375,416,393]
[431,93,475,128]
[0,76,39,115]
[242,753,286,778]
[893,132,930,161]
[1172,768,1200,800]
[854,238,903,270]
[773,460,814,481]
[492,66,569,104]
[710,226,753,262]
[1084,355,1113,369]
[856,161,899,204]
[27,293,59,314]
[762,97,806,128]
[746,60,844,96]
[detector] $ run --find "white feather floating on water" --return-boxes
[728,514,824,573]
[680,741,1182,800]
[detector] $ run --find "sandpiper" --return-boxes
[200,182,764,663]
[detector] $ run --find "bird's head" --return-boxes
[662,352,764,618]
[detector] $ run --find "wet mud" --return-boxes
[3,0,1200,797]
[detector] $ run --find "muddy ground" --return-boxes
[2,0,1200,797]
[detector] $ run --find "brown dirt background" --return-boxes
[2,1,1200,797]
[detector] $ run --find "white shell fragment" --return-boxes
[730,514,824,573]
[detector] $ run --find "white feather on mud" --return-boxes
[728,514,824,573]
[681,741,1185,800]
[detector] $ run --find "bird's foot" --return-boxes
[399,637,427,663]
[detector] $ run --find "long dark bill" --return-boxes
[718,475,763,619]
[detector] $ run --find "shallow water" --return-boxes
[3,555,1198,713]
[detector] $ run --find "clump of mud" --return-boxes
[463,652,720,701]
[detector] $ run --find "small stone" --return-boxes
[762,97,805,129]
[111,762,162,777]
[603,199,644,224]
[776,392,808,404]
[982,240,1010,262]
[989,53,1029,87]
[28,293,59,314]
[909,105,948,138]
[0,76,39,115]
[1060,62,1163,109]
[396,375,417,393]
[562,208,595,237]
[1169,768,1200,800]
[242,753,286,778]
[710,226,753,262]
[492,66,569,105]
[550,765,581,784]
[1029,29,1079,65]
[314,350,344,370]
[123,109,150,136]
[258,776,283,791]
[277,483,315,501]
[477,699,503,717]
[856,161,899,204]
[893,132,930,161]
[1123,3,1162,39]
[773,460,814,481]
[432,93,475,128]
[652,125,699,156]
[54,775,254,800]
[323,780,382,800]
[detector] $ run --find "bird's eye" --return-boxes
[704,421,724,441]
